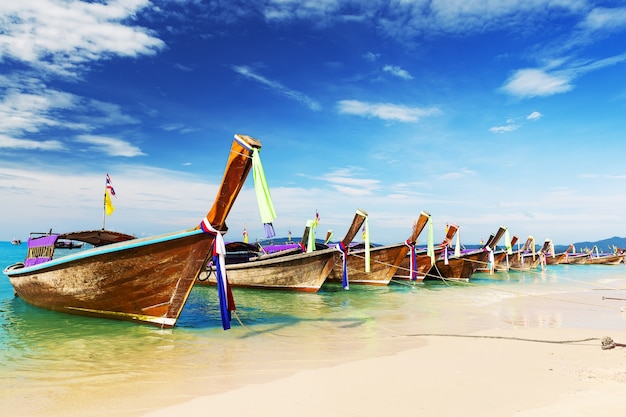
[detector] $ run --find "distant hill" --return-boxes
[571,236,626,252]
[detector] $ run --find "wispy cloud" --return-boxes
[500,68,573,98]
[232,65,321,111]
[318,168,380,196]
[437,169,477,180]
[0,89,82,134]
[337,100,440,122]
[490,111,541,133]
[261,0,586,39]
[581,6,626,31]
[489,124,520,134]
[76,135,146,157]
[0,135,65,151]
[383,65,413,80]
[501,50,626,99]
[363,52,380,62]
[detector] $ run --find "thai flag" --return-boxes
[106,173,116,196]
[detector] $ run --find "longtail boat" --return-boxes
[562,246,590,264]
[394,219,456,282]
[3,134,262,328]
[427,226,507,281]
[509,236,552,271]
[328,211,431,286]
[493,235,518,272]
[197,210,367,292]
[543,241,570,265]
[585,246,625,265]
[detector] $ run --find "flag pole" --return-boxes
[102,181,107,230]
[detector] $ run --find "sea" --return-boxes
[1,241,626,417]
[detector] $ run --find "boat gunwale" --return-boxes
[4,228,205,276]
[213,246,338,270]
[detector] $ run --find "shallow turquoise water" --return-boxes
[1,241,626,417]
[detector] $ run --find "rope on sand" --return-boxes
[402,333,614,348]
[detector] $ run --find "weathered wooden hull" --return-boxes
[563,254,589,264]
[507,252,542,270]
[427,250,486,281]
[394,253,433,282]
[328,243,408,285]
[5,230,211,327]
[585,254,625,265]
[544,252,568,265]
[198,249,339,292]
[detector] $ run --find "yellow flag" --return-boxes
[105,191,115,216]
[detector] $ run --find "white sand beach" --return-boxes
[140,326,626,417]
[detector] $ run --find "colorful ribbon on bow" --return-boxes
[336,241,349,289]
[200,218,235,330]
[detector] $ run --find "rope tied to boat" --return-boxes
[335,241,349,290]
[200,217,235,330]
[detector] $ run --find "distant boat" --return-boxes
[585,246,625,265]
[507,237,550,271]
[3,134,262,328]
[197,210,367,291]
[11,238,21,245]
[493,235,519,272]
[427,226,507,281]
[54,239,85,249]
[394,222,459,282]
[330,211,431,285]
[544,242,572,265]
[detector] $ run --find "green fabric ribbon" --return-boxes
[252,148,276,236]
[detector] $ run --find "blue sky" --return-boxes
[1,0,625,246]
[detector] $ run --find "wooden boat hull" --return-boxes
[545,253,568,265]
[328,243,409,286]
[394,253,432,282]
[563,254,589,264]
[586,254,625,265]
[198,249,339,292]
[507,253,542,270]
[427,251,485,281]
[5,229,211,327]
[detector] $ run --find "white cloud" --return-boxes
[363,52,380,62]
[260,0,586,40]
[527,111,542,120]
[438,169,477,180]
[232,65,321,111]
[0,135,65,151]
[489,124,520,133]
[0,0,164,76]
[383,65,413,80]
[581,7,626,31]
[337,100,440,122]
[0,89,80,134]
[76,135,146,157]
[501,68,573,98]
